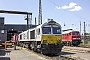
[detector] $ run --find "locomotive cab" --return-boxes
[71,31,81,46]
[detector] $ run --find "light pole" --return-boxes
[64,22,66,26]
[80,21,81,35]
[84,21,86,40]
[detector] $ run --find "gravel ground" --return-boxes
[61,50,90,60]
[0,47,47,60]
[1,46,90,60]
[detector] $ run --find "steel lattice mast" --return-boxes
[38,0,42,25]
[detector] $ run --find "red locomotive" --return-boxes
[62,29,81,46]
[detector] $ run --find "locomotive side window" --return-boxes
[30,30,35,39]
[27,31,29,39]
[38,29,40,35]
[42,27,51,34]
[20,34,22,40]
[23,34,25,39]
[52,27,61,34]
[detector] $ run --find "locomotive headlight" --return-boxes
[42,40,47,43]
[58,40,61,43]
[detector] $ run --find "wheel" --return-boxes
[28,44,31,50]
[23,44,25,48]
[33,48,37,52]
[30,44,33,50]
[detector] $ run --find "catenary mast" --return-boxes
[38,0,42,25]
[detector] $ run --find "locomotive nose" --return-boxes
[48,35,62,44]
[41,35,62,44]
[48,35,56,44]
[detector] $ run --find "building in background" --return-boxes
[0,17,37,32]
[4,24,37,32]
[0,17,37,42]
[0,30,7,42]
[0,17,4,30]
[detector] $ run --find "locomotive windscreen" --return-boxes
[72,31,80,35]
[42,27,51,34]
[42,27,61,34]
[52,27,61,34]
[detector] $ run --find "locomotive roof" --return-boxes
[19,20,61,34]
[29,20,61,30]
[62,30,79,34]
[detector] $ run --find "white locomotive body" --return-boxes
[18,19,63,54]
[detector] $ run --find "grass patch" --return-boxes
[79,40,90,47]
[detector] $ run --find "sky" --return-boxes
[0,0,90,34]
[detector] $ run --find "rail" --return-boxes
[62,46,90,53]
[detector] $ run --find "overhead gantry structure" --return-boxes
[0,10,32,30]
[0,10,32,50]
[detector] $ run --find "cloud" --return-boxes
[62,2,77,9]
[69,6,82,11]
[55,2,82,11]
[56,6,60,9]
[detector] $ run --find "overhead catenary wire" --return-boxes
[47,0,60,6]
[47,0,90,33]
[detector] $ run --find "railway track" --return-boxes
[79,44,90,48]
[62,46,90,53]
[17,46,84,60]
